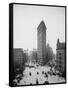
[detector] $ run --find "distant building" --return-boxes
[37,20,47,65]
[56,39,66,73]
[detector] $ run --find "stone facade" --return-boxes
[56,39,66,73]
[37,20,47,65]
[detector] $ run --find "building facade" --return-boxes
[37,20,47,65]
[56,39,66,73]
[13,48,24,70]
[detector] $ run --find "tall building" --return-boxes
[56,39,66,73]
[37,20,47,65]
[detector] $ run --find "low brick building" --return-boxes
[13,48,24,69]
[13,48,28,78]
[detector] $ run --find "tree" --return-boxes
[31,49,38,63]
[44,44,55,64]
[22,52,28,65]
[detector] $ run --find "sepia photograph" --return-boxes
[9,3,66,87]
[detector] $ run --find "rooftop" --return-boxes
[57,42,66,50]
[37,20,47,31]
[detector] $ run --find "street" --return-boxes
[16,64,65,85]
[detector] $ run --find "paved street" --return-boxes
[16,64,65,85]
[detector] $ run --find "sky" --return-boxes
[13,4,65,54]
